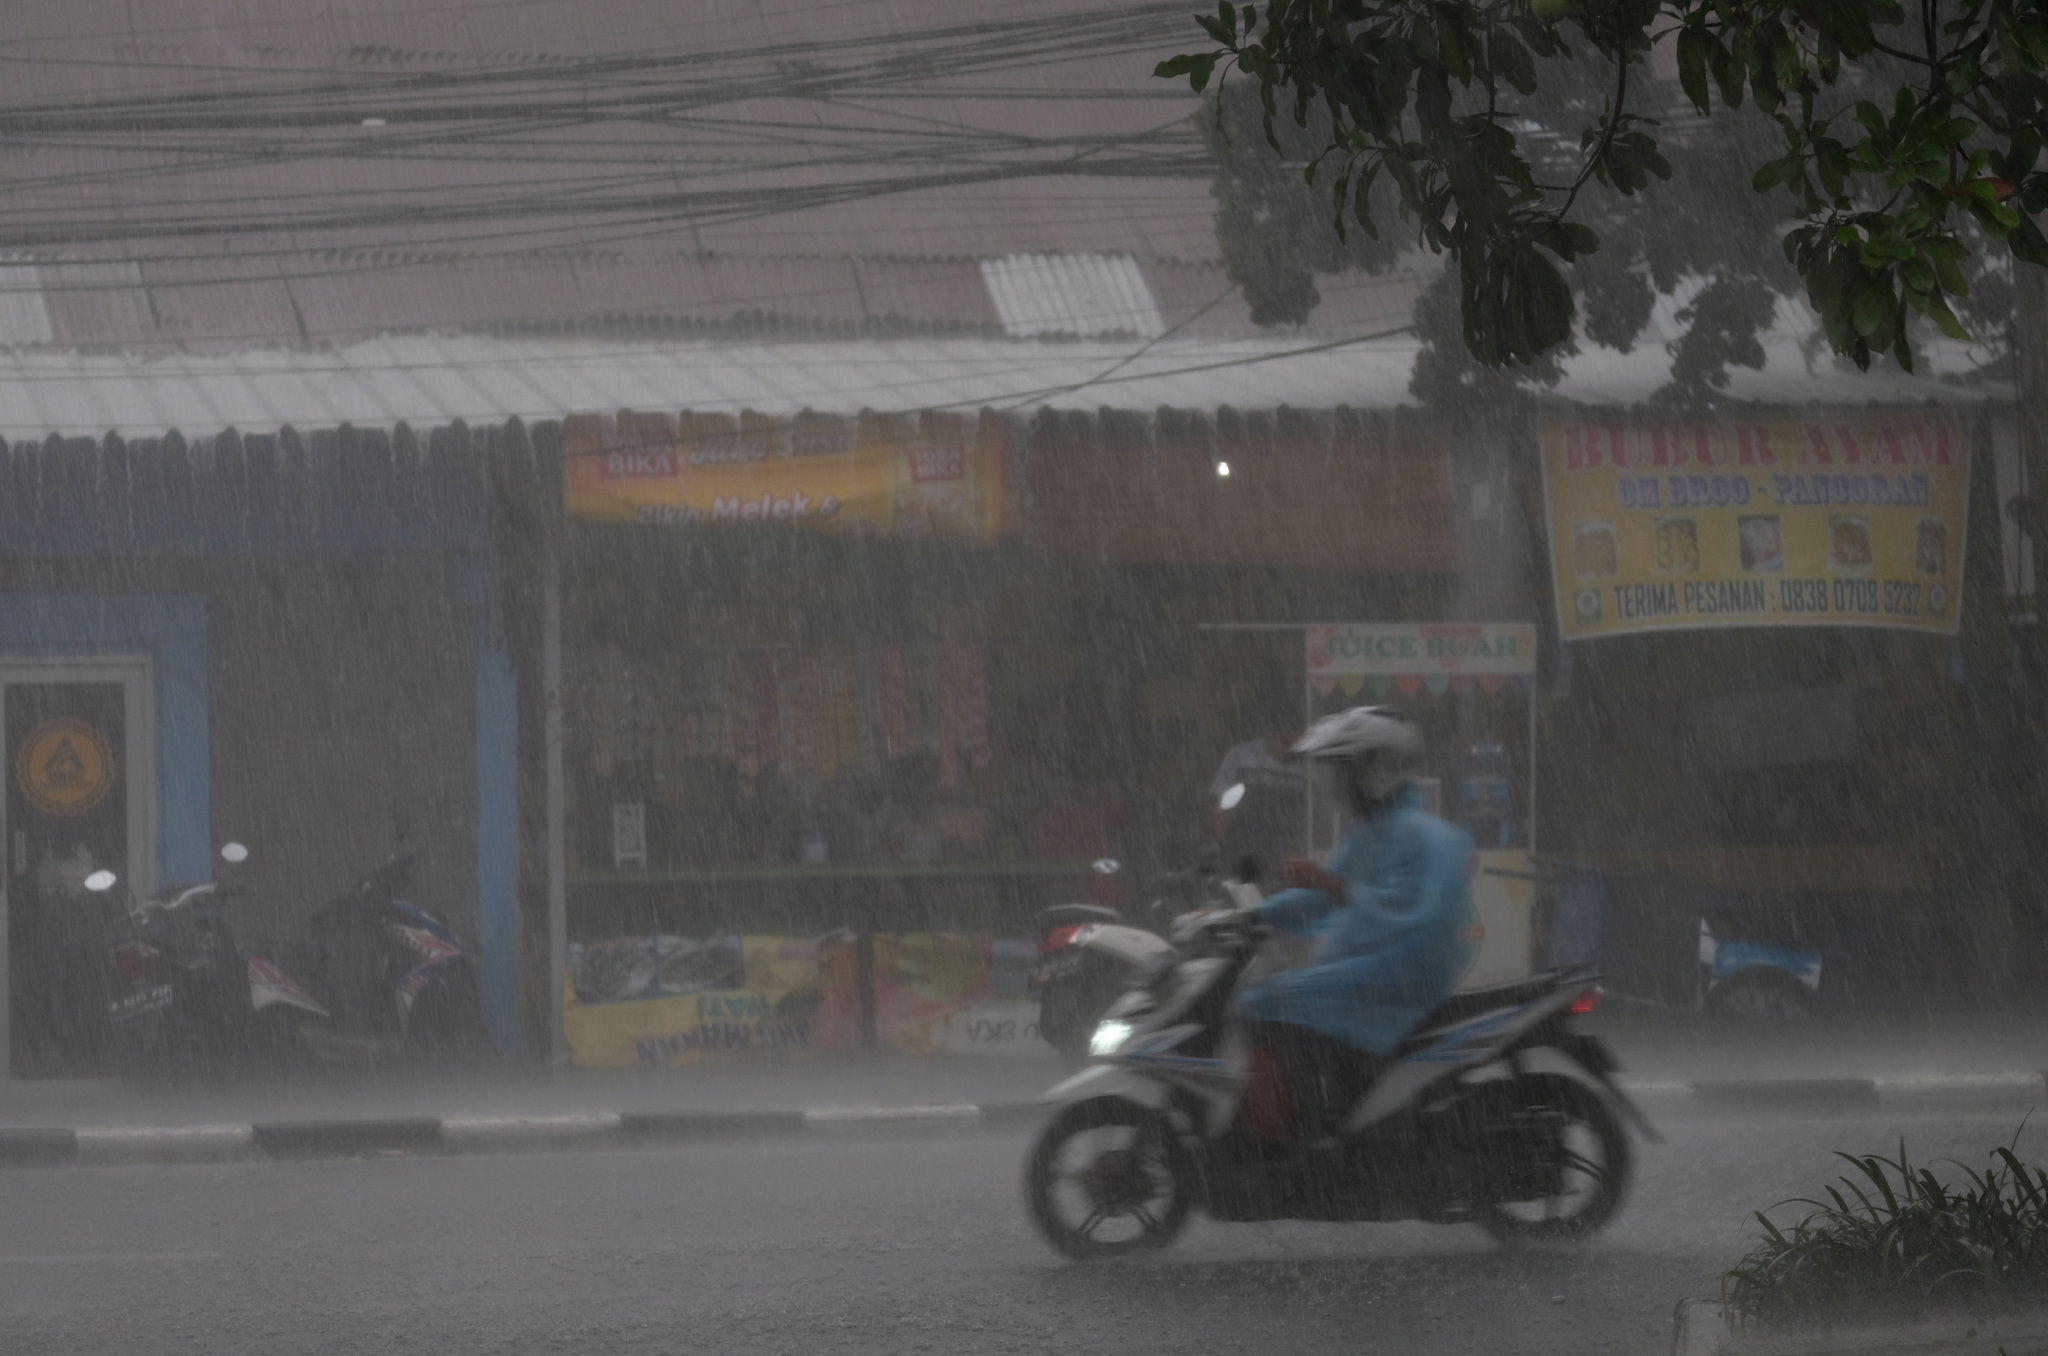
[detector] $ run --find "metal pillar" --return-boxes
[543,522,569,1065]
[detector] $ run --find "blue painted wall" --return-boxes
[0,595,210,889]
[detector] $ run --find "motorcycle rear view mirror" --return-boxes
[83,869,118,893]
[1218,783,1246,811]
[220,842,250,864]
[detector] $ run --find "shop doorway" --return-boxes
[0,659,153,1079]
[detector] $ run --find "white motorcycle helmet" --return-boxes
[1290,705,1424,814]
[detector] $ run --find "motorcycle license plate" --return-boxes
[109,983,173,1022]
[1032,954,1083,986]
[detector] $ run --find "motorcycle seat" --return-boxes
[1397,969,1586,1053]
[1036,904,1124,930]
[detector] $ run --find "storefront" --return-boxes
[1528,406,2026,1011]
[0,426,523,1077]
[551,403,1471,1062]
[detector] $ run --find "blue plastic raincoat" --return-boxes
[1236,787,1478,1056]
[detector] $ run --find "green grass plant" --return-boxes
[1725,1138,2048,1327]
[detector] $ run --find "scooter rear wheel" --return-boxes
[1024,1096,1190,1260]
[1479,1073,1631,1243]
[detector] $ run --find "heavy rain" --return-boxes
[0,3,2046,1355]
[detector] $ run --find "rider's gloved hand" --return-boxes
[1278,858,1348,898]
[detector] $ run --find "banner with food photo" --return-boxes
[1541,414,1971,640]
[563,409,1003,542]
[561,934,828,1067]
[812,932,1016,1055]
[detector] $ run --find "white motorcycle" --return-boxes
[1032,787,1265,1066]
[1022,906,1654,1259]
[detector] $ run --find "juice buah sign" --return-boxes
[1542,414,1971,640]
[564,410,1002,542]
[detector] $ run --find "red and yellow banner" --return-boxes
[564,410,1003,542]
[1542,414,1972,639]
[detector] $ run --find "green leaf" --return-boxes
[1816,140,1850,198]
[1934,255,1969,296]
[2010,213,2048,267]
[1488,28,1538,96]
[1676,27,1711,112]
[1155,53,1221,91]
[1536,219,1599,259]
[1852,285,1889,337]
[1927,297,1970,340]
[1709,40,1744,108]
[1353,163,1381,238]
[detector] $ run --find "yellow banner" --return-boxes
[1542,414,1971,639]
[562,936,828,1067]
[563,410,1002,542]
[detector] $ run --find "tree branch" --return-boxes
[1556,13,1632,220]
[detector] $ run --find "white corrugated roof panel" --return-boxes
[981,254,1166,339]
[0,265,55,347]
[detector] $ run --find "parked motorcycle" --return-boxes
[101,843,322,1075]
[1032,841,1261,1067]
[243,853,489,1064]
[1032,899,1163,1067]
[102,844,488,1073]
[1021,904,1653,1259]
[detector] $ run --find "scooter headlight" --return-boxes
[1088,1019,1133,1058]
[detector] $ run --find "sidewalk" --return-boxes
[0,1052,1065,1131]
[1592,1009,2048,1086]
[2,1012,2044,1168]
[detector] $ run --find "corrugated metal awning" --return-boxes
[0,325,1993,443]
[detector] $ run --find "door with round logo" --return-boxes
[5,679,135,1076]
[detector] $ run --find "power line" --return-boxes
[0,2,1245,350]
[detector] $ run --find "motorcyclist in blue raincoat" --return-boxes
[1236,705,1477,1140]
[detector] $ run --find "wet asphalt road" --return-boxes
[0,1103,2039,1356]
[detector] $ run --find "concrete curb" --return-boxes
[1626,1072,2048,1110]
[0,1101,1054,1169]
[2,1072,2040,1171]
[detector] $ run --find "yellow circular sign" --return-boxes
[16,718,114,817]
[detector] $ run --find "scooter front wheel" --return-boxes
[1024,1096,1190,1260]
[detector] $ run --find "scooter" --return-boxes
[1032,786,1263,1065]
[1021,904,1654,1259]
[101,843,325,1075]
[243,854,488,1064]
